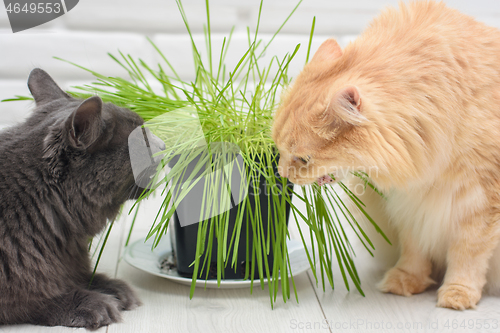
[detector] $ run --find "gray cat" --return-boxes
[0,69,146,329]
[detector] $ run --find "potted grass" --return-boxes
[5,0,387,306]
[166,143,294,281]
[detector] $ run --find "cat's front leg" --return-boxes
[378,232,435,296]
[437,213,500,310]
[30,288,122,330]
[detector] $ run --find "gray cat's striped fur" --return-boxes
[0,69,143,329]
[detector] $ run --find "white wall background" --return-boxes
[1,0,500,128]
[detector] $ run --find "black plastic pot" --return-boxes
[169,151,292,280]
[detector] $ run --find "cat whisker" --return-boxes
[127,169,156,200]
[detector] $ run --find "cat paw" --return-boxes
[378,267,435,297]
[90,274,142,311]
[105,279,142,311]
[69,291,122,330]
[437,284,480,310]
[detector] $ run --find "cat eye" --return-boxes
[294,156,310,164]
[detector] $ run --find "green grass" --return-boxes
[3,0,387,307]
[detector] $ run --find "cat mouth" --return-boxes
[317,175,334,186]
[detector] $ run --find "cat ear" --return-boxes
[310,86,366,139]
[311,39,343,63]
[27,68,71,105]
[330,86,365,125]
[66,96,104,149]
[338,86,362,112]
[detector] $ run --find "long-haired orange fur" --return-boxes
[273,1,500,310]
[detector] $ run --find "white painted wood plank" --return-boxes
[310,239,500,333]
[107,196,326,333]
[0,325,91,333]
[108,250,324,333]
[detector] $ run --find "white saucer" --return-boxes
[123,235,310,289]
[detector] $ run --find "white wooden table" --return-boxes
[3,197,500,333]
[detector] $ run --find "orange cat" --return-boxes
[272,1,500,310]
